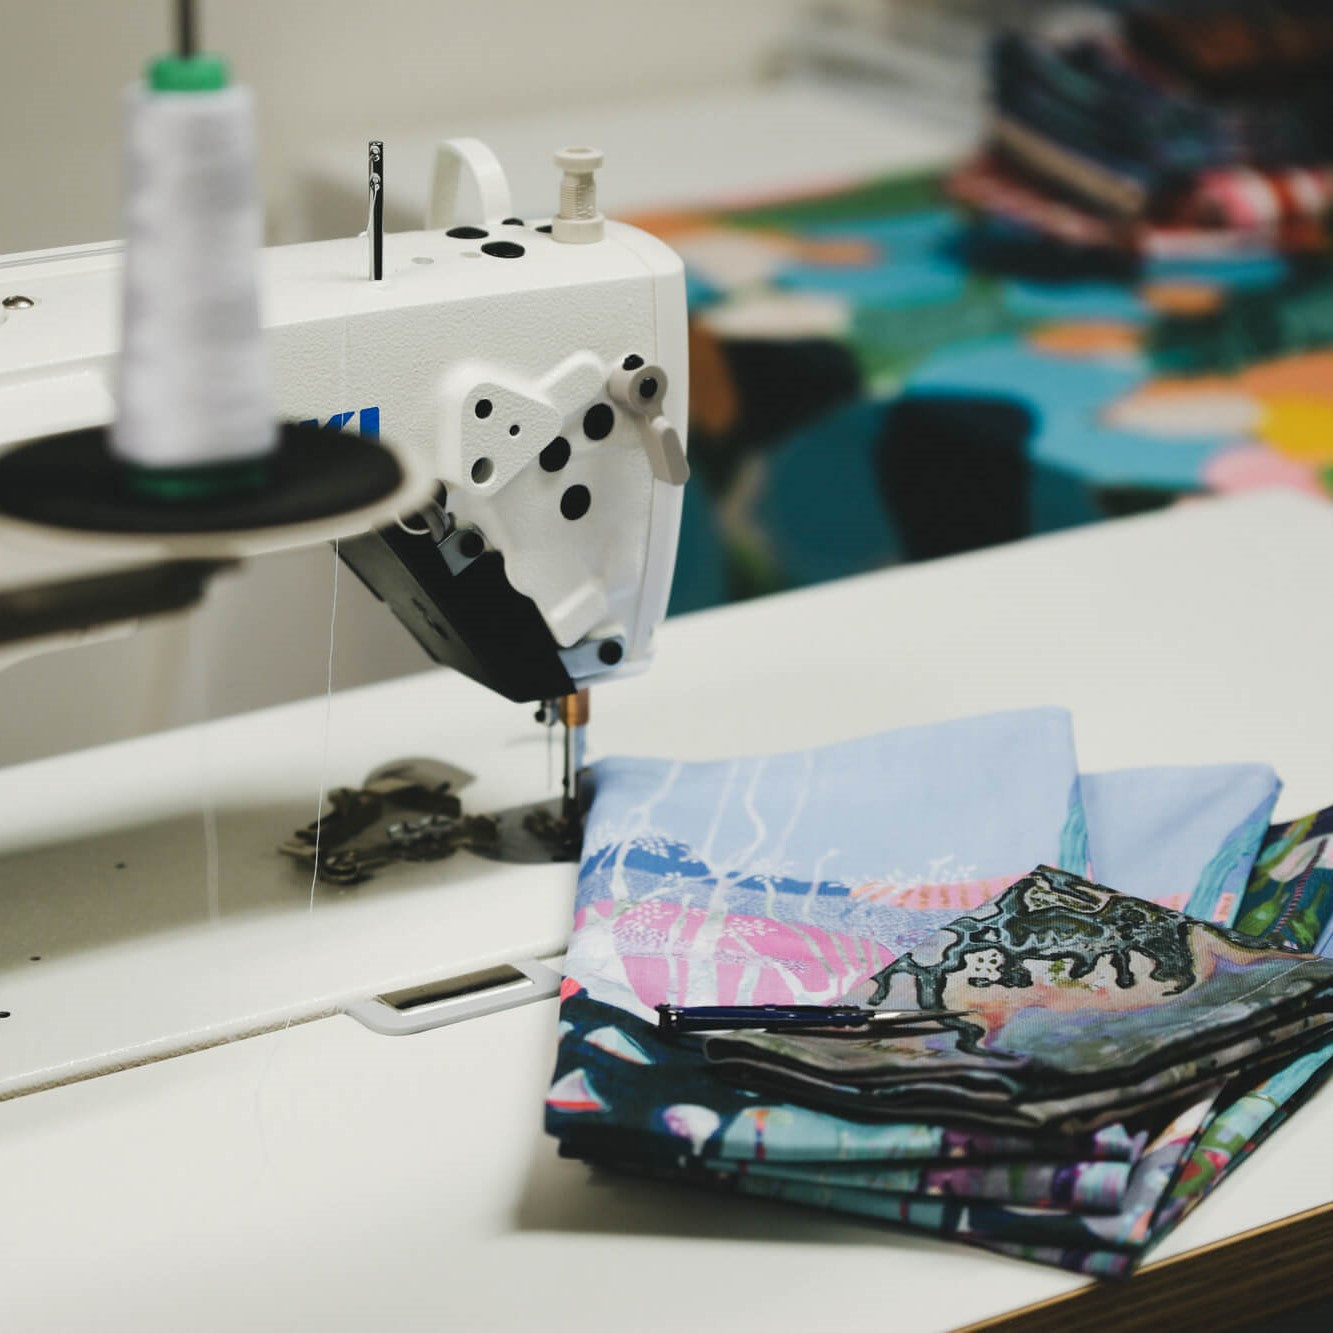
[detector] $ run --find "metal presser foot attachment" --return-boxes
[277,691,592,886]
[277,758,490,886]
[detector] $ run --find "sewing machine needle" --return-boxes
[559,689,590,823]
[368,140,384,281]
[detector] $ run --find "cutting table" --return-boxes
[1,490,1330,1330]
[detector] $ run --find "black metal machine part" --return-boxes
[0,424,404,534]
[0,559,232,646]
[338,515,575,705]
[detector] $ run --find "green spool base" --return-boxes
[148,53,229,93]
[124,458,270,503]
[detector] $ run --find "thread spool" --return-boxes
[0,31,415,542]
[112,73,276,481]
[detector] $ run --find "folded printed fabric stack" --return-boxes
[545,708,1333,1276]
[948,3,1333,262]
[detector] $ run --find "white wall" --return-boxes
[0,0,832,253]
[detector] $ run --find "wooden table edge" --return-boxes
[961,1200,1333,1332]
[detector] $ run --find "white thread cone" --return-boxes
[112,82,276,469]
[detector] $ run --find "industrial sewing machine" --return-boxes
[0,12,689,870]
[0,5,689,1092]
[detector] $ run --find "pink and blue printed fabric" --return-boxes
[562,708,1088,1035]
[550,708,1091,1171]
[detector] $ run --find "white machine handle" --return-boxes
[425,137,514,229]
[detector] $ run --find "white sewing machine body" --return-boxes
[0,178,688,696]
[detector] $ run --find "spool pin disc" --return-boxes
[0,423,416,552]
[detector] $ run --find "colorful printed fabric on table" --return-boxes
[548,717,1278,1182]
[546,712,1307,1272]
[682,868,1333,1275]
[648,1025,1333,1277]
[567,708,1087,1019]
[552,989,1150,1183]
[705,867,1333,1130]
[986,1043,1333,1277]
[697,1081,1222,1275]
[1233,804,1333,953]
[1097,805,1333,1273]
[550,708,1089,1163]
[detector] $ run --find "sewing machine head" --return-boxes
[0,71,689,710]
[335,137,690,703]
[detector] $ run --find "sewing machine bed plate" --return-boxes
[1,491,1331,1328]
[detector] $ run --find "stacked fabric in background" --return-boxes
[545,709,1333,1275]
[948,2,1333,261]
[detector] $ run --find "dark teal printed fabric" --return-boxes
[572,1080,1221,1272]
[686,1082,1222,1264]
[707,1155,1132,1214]
[551,990,1152,1190]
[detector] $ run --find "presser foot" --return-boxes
[277,756,587,886]
[470,788,589,865]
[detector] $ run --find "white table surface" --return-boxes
[1,490,1331,1330]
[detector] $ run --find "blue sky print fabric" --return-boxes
[564,708,1085,1026]
[1081,765,1280,925]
